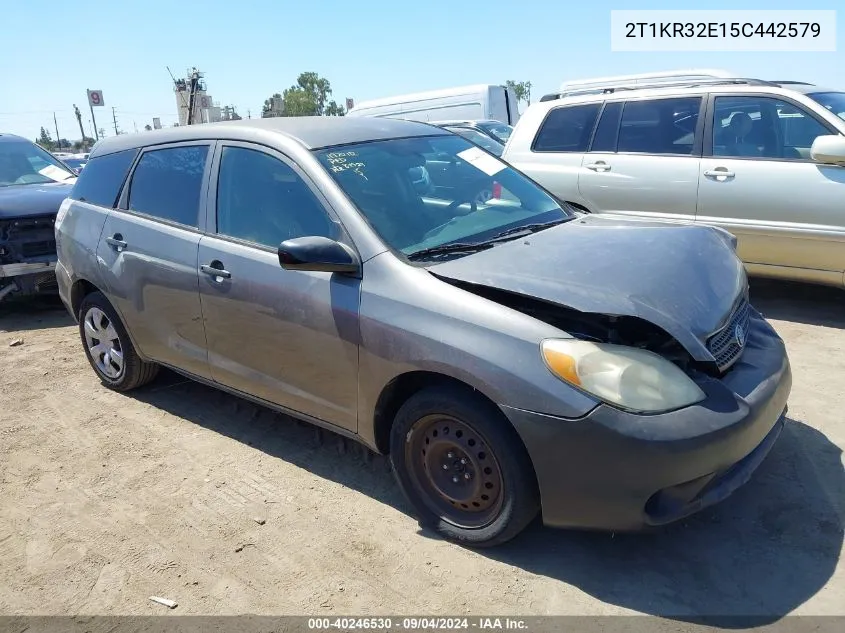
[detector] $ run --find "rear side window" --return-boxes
[617,97,701,155]
[532,104,600,152]
[69,149,138,208]
[128,145,209,228]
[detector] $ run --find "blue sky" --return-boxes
[1,0,841,140]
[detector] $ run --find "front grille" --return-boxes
[21,239,56,258]
[706,295,751,371]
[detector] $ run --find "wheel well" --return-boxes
[372,371,493,454]
[70,279,99,318]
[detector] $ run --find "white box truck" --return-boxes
[346,84,521,125]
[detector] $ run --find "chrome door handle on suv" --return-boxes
[585,161,611,172]
[200,262,232,280]
[704,168,735,179]
[105,234,127,251]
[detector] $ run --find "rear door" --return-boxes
[696,93,845,282]
[97,142,212,379]
[577,96,704,223]
[197,142,360,431]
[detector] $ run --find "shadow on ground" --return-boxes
[134,372,843,625]
[0,295,73,332]
[750,278,845,329]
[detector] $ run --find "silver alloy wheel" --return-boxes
[83,307,125,379]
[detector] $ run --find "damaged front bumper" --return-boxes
[0,261,58,300]
[501,309,791,531]
[0,214,59,300]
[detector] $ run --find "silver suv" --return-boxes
[55,117,790,546]
[503,70,845,288]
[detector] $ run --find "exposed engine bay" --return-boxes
[0,214,58,300]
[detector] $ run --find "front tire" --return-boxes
[389,385,539,547]
[78,291,158,391]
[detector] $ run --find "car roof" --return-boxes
[431,119,505,127]
[88,116,446,159]
[0,133,30,144]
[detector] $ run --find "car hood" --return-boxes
[426,215,746,362]
[0,182,74,220]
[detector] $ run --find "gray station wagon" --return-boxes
[55,117,792,547]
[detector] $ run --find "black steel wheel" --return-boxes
[390,385,539,547]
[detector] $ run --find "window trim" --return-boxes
[530,102,602,153]
[116,140,215,232]
[703,92,841,163]
[604,95,706,158]
[204,140,352,253]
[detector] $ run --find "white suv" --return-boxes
[503,70,845,288]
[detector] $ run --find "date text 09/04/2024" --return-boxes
[308,618,528,631]
[625,22,822,39]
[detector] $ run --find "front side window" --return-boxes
[128,145,209,227]
[617,97,701,155]
[532,104,601,152]
[70,148,137,208]
[315,135,571,259]
[0,139,76,187]
[216,146,336,248]
[712,96,831,160]
[808,92,845,122]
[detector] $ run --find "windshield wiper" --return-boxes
[406,241,495,261]
[486,217,573,241]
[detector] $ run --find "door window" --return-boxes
[590,102,623,152]
[711,96,832,160]
[215,146,336,248]
[532,104,601,152]
[617,97,701,155]
[128,145,209,227]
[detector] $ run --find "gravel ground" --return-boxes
[0,279,842,622]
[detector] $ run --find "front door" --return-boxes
[197,143,360,431]
[696,94,845,282]
[97,142,212,379]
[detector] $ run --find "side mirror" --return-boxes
[810,135,845,165]
[277,236,360,275]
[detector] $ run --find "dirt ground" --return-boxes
[0,279,842,621]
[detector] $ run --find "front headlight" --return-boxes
[541,339,705,413]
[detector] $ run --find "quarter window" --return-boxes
[70,148,138,208]
[712,96,832,160]
[128,145,209,227]
[216,146,336,248]
[532,104,601,152]
[617,97,701,155]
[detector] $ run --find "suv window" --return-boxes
[532,104,600,152]
[128,145,209,227]
[70,149,138,208]
[712,96,832,160]
[591,102,623,152]
[617,97,701,155]
[216,146,335,247]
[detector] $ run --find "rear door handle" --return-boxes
[585,161,611,172]
[200,262,232,280]
[703,168,735,179]
[105,234,127,251]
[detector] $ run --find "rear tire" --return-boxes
[389,385,539,547]
[78,291,158,391]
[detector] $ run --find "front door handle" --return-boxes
[200,262,232,280]
[585,161,611,172]
[105,234,127,251]
[704,168,735,179]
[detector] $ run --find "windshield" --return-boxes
[444,127,504,156]
[0,140,76,187]
[808,92,845,122]
[478,122,513,143]
[315,135,570,259]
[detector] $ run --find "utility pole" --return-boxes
[247,109,251,119]
[89,101,99,141]
[112,107,120,135]
[73,105,86,143]
[53,112,61,150]
[186,68,201,125]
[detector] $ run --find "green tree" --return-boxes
[506,80,532,106]
[324,100,345,117]
[37,127,55,151]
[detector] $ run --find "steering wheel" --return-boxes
[446,197,478,216]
